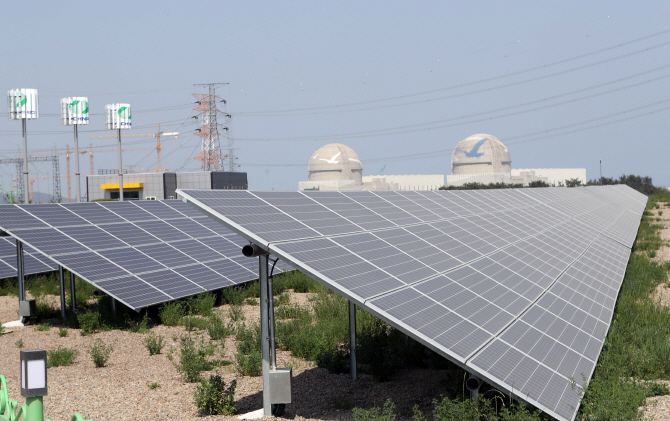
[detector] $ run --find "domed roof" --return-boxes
[451,133,511,175]
[308,143,363,184]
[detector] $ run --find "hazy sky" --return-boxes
[1,1,669,196]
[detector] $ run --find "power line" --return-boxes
[231,68,670,142]
[235,28,670,115]
[238,99,670,167]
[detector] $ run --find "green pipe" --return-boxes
[25,397,43,421]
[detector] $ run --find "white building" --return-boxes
[448,133,586,187]
[511,168,586,186]
[362,174,444,190]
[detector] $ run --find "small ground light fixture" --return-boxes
[21,349,47,398]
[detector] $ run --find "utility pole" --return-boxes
[600,160,602,185]
[193,83,232,171]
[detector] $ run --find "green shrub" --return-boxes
[58,328,68,337]
[235,324,262,376]
[228,305,245,322]
[194,373,237,415]
[127,314,150,333]
[160,301,186,326]
[187,293,216,316]
[148,382,160,390]
[0,325,4,335]
[353,399,396,421]
[275,304,308,320]
[78,311,100,335]
[222,287,246,305]
[244,298,258,306]
[144,334,165,355]
[35,299,60,320]
[89,338,114,368]
[15,339,23,348]
[35,323,50,332]
[208,314,233,341]
[275,293,290,306]
[169,336,215,382]
[183,316,210,332]
[47,347,78,368]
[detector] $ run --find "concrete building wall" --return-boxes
[511,168,586,186]
[87,171,247,201]
[362,174,444,190]
[86,173,164,201]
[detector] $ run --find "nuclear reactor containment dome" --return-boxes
[308,143,363,185]
[451,133,511,175]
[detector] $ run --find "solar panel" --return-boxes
[177,185,645,421]
[0,200,290,309]
[0,237,56,280]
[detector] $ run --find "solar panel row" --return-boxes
[0,237,56,280]
[177,185,644,421]
[0,200,289,309]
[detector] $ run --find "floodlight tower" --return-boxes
[105,103,131,201]
[8,89,39,203]
[193,83,231,171]
[61,97,89,203]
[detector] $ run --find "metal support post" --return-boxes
[349,300,357,380]
[69,271,76,312]
[466,374,481,403]
[22,118,29,203]
[259,254,271,416]
[117,128,123,201]
[74,125,81,203]
[16,240,25,304]
[111,297,116,318]
[58,266,66,319]
[268,273,277,369]
[25,396,44,421]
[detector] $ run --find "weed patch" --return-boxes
[182,316,209,332]
[194,373,237,415]
[160,301,186,326]
[78,311,100,335]
[47,347,78,368]
[169,336,215,382]
[144,333,165,355]
[235,323,262,376]
[207,314,233,341]
[89,338,114,367]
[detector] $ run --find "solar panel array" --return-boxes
[0,237,56,279]
[177,185,646,421]
[0,200,289,309]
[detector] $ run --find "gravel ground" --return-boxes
[1,291,454,421]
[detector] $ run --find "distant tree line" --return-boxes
[440,174,666,196]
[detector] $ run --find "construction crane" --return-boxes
[89,123,178,172]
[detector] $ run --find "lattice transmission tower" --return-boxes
[193,83,234,171]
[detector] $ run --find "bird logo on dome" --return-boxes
[456,138,487,158]
[319,152,341,164]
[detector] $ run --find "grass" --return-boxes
[15,339,23,348]
[47,347,78,368]
[58,328,68,337]
[34,323,50,331]
[574,197,670,419]
[148,382,160,390]
[159,301,186,326]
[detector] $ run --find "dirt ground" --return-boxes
[0,291,454,421]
